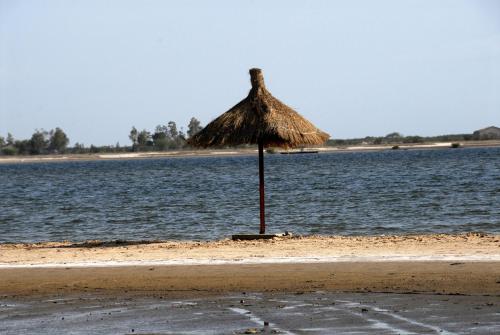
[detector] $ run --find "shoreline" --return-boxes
[1,233,498,267]
[2,256,499,269]
[1,140,499,164]
[1,234,498,296]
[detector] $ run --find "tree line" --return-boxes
[0,118,203,156]
[128,117,202,151]
[1,120,495,156]
[0,128,69,155]
[326,132,476,146]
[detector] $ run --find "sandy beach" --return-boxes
[1,233,499,297]
[1,140,500,164]
[0,149,254,164]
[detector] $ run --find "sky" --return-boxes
[0,0,499,146]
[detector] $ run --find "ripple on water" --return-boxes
[0,147,499,242]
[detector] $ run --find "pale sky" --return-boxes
[1,0,499,146]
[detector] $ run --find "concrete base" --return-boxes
[232,232,292,241]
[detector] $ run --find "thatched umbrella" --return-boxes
[189,68,329,234]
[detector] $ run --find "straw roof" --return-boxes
[189,68,330,148]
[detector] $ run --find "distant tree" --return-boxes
[167,121,178,139]
[48,127,69,153]
[14,139,32,155]
[187,117,202,138]
[155,125,168,136]
[6,133,14,145]
[29,130,49,154]
[152,125,169,150]
[1,146,17,155]
[0,136,4,147]
[385,132,402,139]
[129,127,138,146]
[137,129,151,147]
[156,138,169,150]
[152,134,166,143]
[178,127,186,141]
[153,125,167,137]
[126,120,200,152]
[326,139,346,146]
[403,136,424,144]
[89,145,116,153]
[176,127,187,148]
[72,142,86,154]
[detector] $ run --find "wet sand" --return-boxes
[1,261,499,297]
[1,234,499,297]
[2,292,499,334]
[1,235,499,334]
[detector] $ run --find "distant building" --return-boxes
[472,126,500,140]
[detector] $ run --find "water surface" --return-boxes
[0,147,499,242]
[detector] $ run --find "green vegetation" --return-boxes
[326,132,474,147]
[0,118,203,156]
[187,117,203,139]
[128,118,203,152]
[0,128,69,155]
[2,122,498,157]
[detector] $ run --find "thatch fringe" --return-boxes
[189,68,330,148]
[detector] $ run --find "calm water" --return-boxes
[0,147,499,242]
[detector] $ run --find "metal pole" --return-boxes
[258,140,265,234]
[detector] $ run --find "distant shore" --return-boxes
[1,140,500,164]
[1,233,498,296]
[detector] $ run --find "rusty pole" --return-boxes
[258,140,265,234]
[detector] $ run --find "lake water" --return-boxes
[0,147,499,242]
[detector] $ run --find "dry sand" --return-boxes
[1,233,498,266]
[1,140,499,164]
[1,233,499,297]
[0,149,256,164]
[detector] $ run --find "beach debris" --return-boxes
[189,68,329,235]
[466,232,486,238]
[232,232,292,241]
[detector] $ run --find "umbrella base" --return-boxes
[232,232,292,241]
